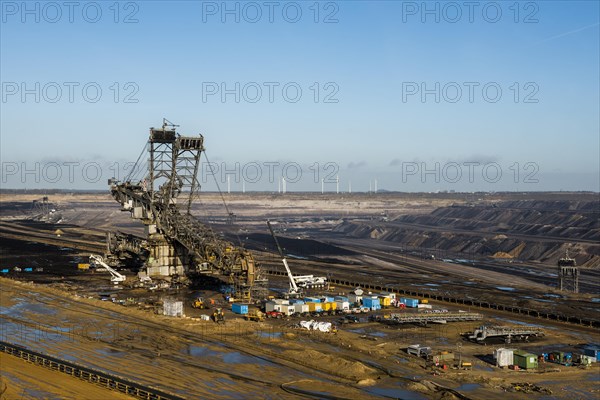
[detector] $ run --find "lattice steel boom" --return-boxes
[108,120,256,289]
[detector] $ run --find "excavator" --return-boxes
[212,308,225,323]
[192,297,205,309]
[192,297,216,309]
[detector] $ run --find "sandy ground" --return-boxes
[1,192,599,399]
[0,352,133,400]
[1,277,599,399]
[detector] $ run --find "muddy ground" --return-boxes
[1,192,599,399]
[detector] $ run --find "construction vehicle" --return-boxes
[89,255,126,284]
[212,307,225,323]
[265,311,284,319]
[106,120,260,299]
[192,297,205,309]
[266,220,327,295]
[245,310,264,322]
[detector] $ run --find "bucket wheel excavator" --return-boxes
[106,119,263,299]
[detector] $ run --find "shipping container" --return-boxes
[493,348,515,367]
[400,298,419,308]
[363,297,381,310]
[304,297,321,303]
[322,296,334,303]
[334,296,349,302]
[322,302,332,311]
[232,303,248,315]
[282,305,295,316]
[379,292,395,300]
[513,350,538,369]
[307,302,323,312]
[379,296,391,307]
[417,304,433,309]
[266,301,287,313]
[335,301,350,311]
[294,303,309,313]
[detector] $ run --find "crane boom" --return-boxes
[90,254,126,284]
[267,220,299,293]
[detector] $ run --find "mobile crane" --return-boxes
[89,254,126,285]
[266,220,327,295]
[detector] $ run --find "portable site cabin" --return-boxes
[513,350,538,369]
[493,348,515,367]
[400,297,419,308]
[266,299,290,313]
[294,303,309,313]
[363,297,381,310]
[407,344,431,358]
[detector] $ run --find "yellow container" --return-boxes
[379,297,391,307]
[322,302,331,311]
[77,263,90,270]
[307,302,320,312]
[421,299,429,304]
[330,302,337,311]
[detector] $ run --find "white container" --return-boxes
[335,301,350,311]
[294,304,309,313]
[283,305,296,316]
[417,304,433,309]
[494,348,515,367]
[265,301,279,312]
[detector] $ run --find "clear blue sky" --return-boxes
[1,0,598,192]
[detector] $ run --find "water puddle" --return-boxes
[364,385,428,399]
[222,351,271,365]
[185,345,273,366]
[186,345,221,358]
[496,286,516,291]
[348,328,387,338]
[96,347,126,357]
[256,331,283,339]
[456,383,481,391]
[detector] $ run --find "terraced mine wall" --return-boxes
[334,200,600,267]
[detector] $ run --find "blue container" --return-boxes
[322,296,334,303]
[0,269,8,274]
[400,298,419,308]
[363,297,381,310]
[304,297,321,303]
[231,303,248,315]
[334,296,348,302]
[289,299,304,304]
[24,267,33,272]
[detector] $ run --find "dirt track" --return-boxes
[1,192,599,399]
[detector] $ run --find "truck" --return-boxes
[265,311,284,319]
[245,310,265,322]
